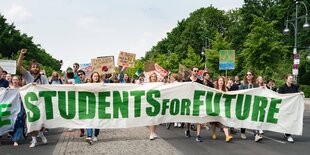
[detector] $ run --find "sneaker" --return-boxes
[212,133,217,140]
[177,123,182,128]
[13,142,19,146]
[29,140,37,148]
[149,134,154,140]
[259,130,264,134]
[255,134,263,142]
[241,133,247,139]
[226,135,233,142]
[153,133,158,139]
[191,124,196,131]
[93,137,98,142]
[284,135,294,143]
[185,130,191,138]
[196,135,202,142]
[86,137,93,144]
[39,135,48,144]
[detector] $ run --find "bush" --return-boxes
[300,85,310,98]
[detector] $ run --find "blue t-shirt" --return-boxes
[74,73,80,84]
[0,78,9,88]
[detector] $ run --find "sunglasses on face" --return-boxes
[246,74,252,76]
[78,74,84,76]
[73,66,78,68]
[193,70,198,72]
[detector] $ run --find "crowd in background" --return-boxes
[0,49,304,147]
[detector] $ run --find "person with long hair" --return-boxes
[85,72,101,144]
[148,72,159,140]
[210,76,233,142]
[278,74,304,143]
[239,71,263,142]
[10,75,26,146]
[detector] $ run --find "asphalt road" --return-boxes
[1,105,309,155]
[0,129,63,155]
[156,109,310,155]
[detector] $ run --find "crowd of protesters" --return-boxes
[0,49,305,147]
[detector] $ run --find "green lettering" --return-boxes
[113,91,129,118]
[170,99,180,116]
[236,94,251,120]
[193,90,205,116]
[162,99,170,115]
[146,90,160,116]
[78,92,96,119]
[130,91,145,117]
[206,91,221,116]
[24,92,40,122]
[252,96,268,122]
[222,94,236,118]
[0,104,11,127]
[98,91,111,119]
[181,99,191,115]
[39,91,56,120]
[58,91,76,119]
[267,98,282,124]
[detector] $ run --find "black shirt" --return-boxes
[0,78,9,88]
[278,83,299,94]
[185,77,203,84]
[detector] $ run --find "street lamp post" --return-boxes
[284,0,309,83]
[201,37,210,71]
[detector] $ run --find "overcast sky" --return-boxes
[0,0,243,65]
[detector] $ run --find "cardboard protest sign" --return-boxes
[0,60,16,74]
[117,51,136,68]
[91,56,115,74]
[79,63,93,78]
[144,61,155,72]
[178,64,191,79]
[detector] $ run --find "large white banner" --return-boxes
[0,88,21,136]
[19,82,304,135]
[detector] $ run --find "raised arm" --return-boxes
[17,49,27,74]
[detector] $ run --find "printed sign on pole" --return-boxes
[117,51,136,68]
[219,50,235,70]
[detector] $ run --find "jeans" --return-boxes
[87,129,100,138]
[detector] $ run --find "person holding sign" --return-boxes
[17,49,49,148]
[184,66,203,142]
[239,71,263,142]
[278,74,304,143]
[210,76,233,142]
[148,72,159,140]
[10,75,26,146]
[85,72,101,144]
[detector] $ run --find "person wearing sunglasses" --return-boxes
[72,63,81,84]
[184,66,204,142]
[239,71,262,142]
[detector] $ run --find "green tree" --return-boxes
[181,46,203,69]
[206,32,232,76]
[241,15,289,77]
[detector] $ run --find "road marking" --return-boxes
[245,131,286,144]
